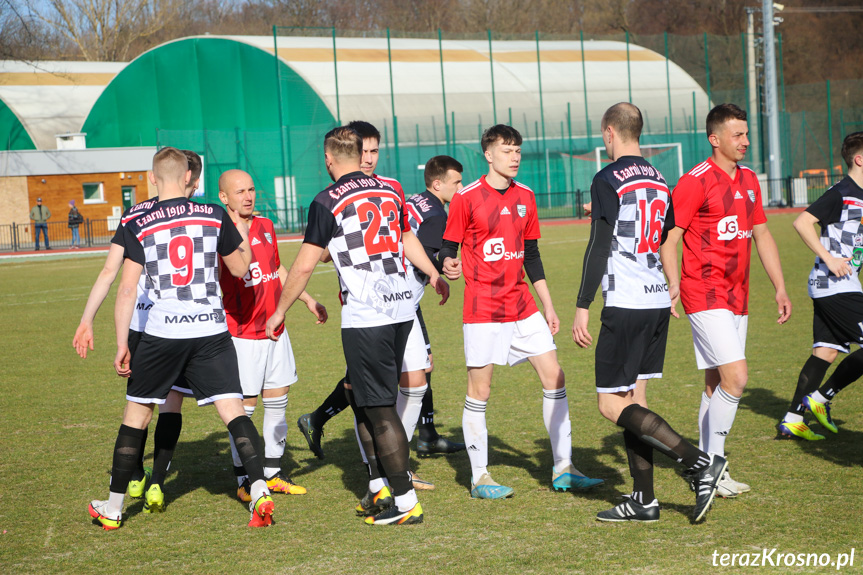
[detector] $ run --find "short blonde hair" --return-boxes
[153,147,189,181]
[324,126,362,161]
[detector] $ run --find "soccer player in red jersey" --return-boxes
[661,104,792,497]
[439,124,603,498]
[218,169,327,502]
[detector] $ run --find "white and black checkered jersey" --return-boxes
[111,198,159,332]
[404,190,447,303]
[304,171,416,328]
[121,197,243,339]
[806,176,863,298]
[590,155,674,309]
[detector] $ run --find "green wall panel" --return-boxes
[83,37,337,217]
[0,98,36,150]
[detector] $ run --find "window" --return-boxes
[83,182,105,204]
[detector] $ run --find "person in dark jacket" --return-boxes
[68,200,84,248]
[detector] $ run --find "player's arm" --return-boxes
[113,259,143,377]
[523,240,558,335]
[440,192,467,280]
[73,243,125,358]
[659,227,684,319]
[753,222,792,324]
[572,179,617,348]
[416,215,447,274]
[404,230,448,305]
[266,243,324,339]
[277,264,326,323]
[793,202,851,278]
[219,209,251,278]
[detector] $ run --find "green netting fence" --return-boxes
[152,28,862,233]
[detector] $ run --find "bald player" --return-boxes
[218,169,327,502]
[574,103,726,523]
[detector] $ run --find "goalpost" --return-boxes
[594,142,684,185]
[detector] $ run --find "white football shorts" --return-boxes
[688,309,748,370]
[232,332,298,396]
[463,311,556,367]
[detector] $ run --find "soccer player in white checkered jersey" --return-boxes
[75,150,202,509]
[218,168,327,501]
[438,124,603,499]
[779,132,863,440]
[266,126,447,525]
[661,104,792,497]
[574,103,727,523]
[297,122,463,478]
[88,147,275,529]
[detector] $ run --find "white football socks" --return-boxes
[542,387,573,470]
[396,384,427,441]
[262,394,288,477]
[704,385,741,457]
[463,396,488,484]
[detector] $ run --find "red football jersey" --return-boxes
[220,216,284,339]
[672,158,767,315]
[443,176,540,323]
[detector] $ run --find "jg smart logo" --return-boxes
[717,215,753,241]
[483,237,505,261]
[717,215,738,240]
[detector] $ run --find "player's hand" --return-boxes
[306,298,328,324]
[826,255,853,278]
[73,322,94,359]
[443,257,462,280]
[432,276,449,305]
[572,308,592,348]
[583,202,592,216]
[265,311,285,341]
[776,289,792,324]
[668,283,681,319]
[114,346,131,377]
[545,307,560,336]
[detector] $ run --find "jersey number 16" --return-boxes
[637,198,666,254]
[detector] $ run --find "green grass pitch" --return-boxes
[1,213,860,574]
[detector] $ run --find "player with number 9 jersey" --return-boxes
[122,197,242,338]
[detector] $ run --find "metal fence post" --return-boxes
[580,30,591,149]
[488,29,497,124]
[665,32,673,134]
[12,222,17,252]
[86,218,92,247]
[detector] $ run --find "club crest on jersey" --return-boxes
[264,232,272,244]
[517,204,526,217]
[747,189,756,203]
[854,234,863,247]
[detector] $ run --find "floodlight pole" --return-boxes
[745,9,760,172]
[762,0,783,204]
